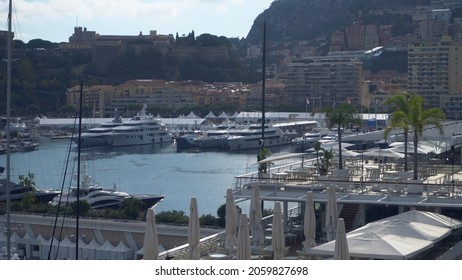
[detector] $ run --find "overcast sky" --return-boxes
[1,0,273,43]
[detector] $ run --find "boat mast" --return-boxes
[261,21,266,148]
[75,79,84,260]
[5,0,12,260]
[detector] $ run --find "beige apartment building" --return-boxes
[65,80,273,116]
[408,39,462,120]
[66,80,199,117]
[278,57,365,111]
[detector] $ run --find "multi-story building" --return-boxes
[364,25,380,49]
[346,22,366,51]
[278,57,364,110]
[419,19,450,42]
[408,38,462,119]
[63,27,174,51]
[66,80,200,117]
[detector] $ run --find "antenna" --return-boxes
[76,16,78,27]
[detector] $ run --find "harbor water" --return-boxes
[1,137,294,216]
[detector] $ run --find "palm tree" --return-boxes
[383,94,412,171]
[322,103,361,169]
[384,94,446,180]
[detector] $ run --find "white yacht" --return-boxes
[292,128,328,151]
[193,123,243,150]
[226,124,292,151]
[51,164,164,209]
[74,114,124,147]
[102,105,173,147]
[0,178,60,203]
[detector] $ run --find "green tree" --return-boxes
[320,103,360,169]
[70,200,91,216]
[216,203,241,227]
[155,210,189,225]
[317,147,334,176]
[120,197,145,219]
[257,147,271,177]
[199,214,217,226]
[19,173,36,191]
[383,94,412,171]
[385,94,446,180]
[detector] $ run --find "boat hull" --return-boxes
[103,133,172,147]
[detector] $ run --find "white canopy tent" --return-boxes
[309,231,434,260]
[185,111,198,119]
[256,152,308,164]
[378,210,462,230]
[96,239,115,260]
[81,238,99,260]
[113,240,133,260]
[218,111,229,119]
[205,111,217,119]
[309,210,455,260]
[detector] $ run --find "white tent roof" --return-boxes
[389,144,433,154]
[379,210,462,230]
[218,111,229,118]
[309,210,454,260]
[205,111,217,118]
[113,240,132,260]
[309,231,434,260]
[96,239,115,260]
[185,111,198,118]
[363,148,405,159]
[256,152,308,164]
[35,234,48,244]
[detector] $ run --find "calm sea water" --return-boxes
[1,137,293,216]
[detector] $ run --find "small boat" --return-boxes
[10,141,39,152]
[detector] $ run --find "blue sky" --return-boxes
[1,0,273,43]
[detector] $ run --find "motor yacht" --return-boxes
[74,114,124,147]
[226,124,292,151]
[292,128,328,151]
[102,105,173,147]
[51,164,164,210]
[0,178,60,203]
[192,123,243,150]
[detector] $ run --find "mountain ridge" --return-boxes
[245,0,418,44]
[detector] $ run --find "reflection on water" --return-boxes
[77,142,177,161]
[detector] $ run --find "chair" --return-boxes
[406,179,424,195]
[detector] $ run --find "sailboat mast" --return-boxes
[5,0,12,261]
[75,79,84,260]
[261,21,266,148]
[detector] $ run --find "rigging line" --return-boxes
[47,113,79,260]
[11,0,22,42]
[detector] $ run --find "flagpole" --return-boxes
[375,97,378,131]
[305,96,308,119]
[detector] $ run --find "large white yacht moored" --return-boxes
[192,123,243,150]
[51,164,164,210]
[292,128,329,151]
[226,124,292,151]
[73,114,124,147]
[102,105,173,147]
